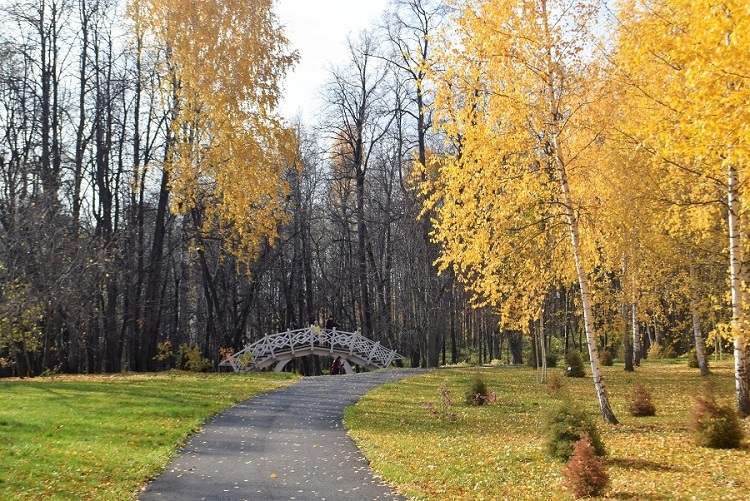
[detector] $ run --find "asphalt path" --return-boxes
[140,369,424,501]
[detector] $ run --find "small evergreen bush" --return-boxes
[628,383,656,417]
[564,433,609,498]
[600,350,614,366]
[543,400,606,461]
[689,389,744,449]
[546,353,558,368]
[465,376,490,406]
[565,351,586,378]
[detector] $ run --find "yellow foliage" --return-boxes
[177,343,211,372]
[128,0,299,268]
[153,341,174,362]
[614,0,750,341]
[0,281,44,369]
[423,0,610,331]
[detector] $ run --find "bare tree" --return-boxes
[382,0,449,367]
[321,30,394,339]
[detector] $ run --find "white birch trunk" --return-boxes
[538,309,547,383]
[727,162,750,416]
[557,161,618,424]
[622,254,634,371]
[540,0,617,423]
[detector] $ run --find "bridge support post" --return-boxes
[340,358,353,374]
[275,358,292,372]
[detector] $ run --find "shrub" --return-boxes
[689,389,744,449]
[543,400,606,461]
[465,376,491,406]
[647,343,676,360]
[628,383,656,417]
[600,351,613,366]
[547,372,566,395]
[153,341,174,364]
[646,343,663,359]
[564,434,609,498]
[546,353,558,368]
[662,345,677,359]
[177,343,211,372]
[565,351,586,378]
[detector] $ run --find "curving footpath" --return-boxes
[140,369,425,501]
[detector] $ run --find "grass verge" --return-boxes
[345,361,750,500]
[1,371,298,500]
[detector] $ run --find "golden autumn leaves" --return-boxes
[123,0,750,415]
[418,0,750,417]
[128,0,298,267]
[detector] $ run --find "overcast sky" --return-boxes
[274,0,391,122]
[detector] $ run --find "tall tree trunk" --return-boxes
[727,161,750,416]
[622,255,634,372]
[544,9,618,420]
[450,288,458,364]
[632,289,641,367]
[538,308,547,383]
[508,330,523,364]
[139,166,169,371]
[558,170,618,424]
[356,171,373,337]
[73,0,89,229]
[622,300,633,372]
[302,217,314,325]
[689,261,709,376]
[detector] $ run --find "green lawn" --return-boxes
[345,361,750,500]
[0,371,298,500]
[3,362,748,500]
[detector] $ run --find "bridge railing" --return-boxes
[219,327,404,373]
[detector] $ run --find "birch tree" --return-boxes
[126,0,297,366]
[425,0,619,422]
[614,0,750,414]
[134,0,298,267]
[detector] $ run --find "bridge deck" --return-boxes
[219,327,404,374]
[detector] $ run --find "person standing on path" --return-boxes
[331,356,343,375]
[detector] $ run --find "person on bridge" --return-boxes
[325,315,338,330]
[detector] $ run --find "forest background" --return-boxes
[0,0,748,416]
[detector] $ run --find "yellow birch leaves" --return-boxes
[130,0,298,266]
[422,0,607,331]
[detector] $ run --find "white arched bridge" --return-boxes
[219,327,404,374]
